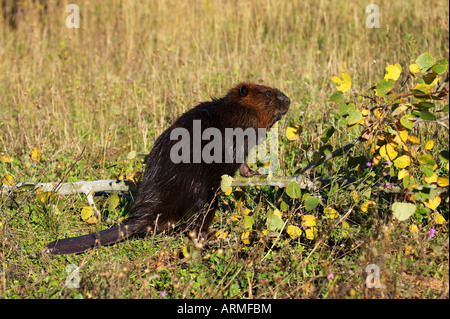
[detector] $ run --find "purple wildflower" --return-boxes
[160,291,166,298]
[327,272,335,280]
[366,162,372,169]
[428,228,436,239]
[126,78,132,82]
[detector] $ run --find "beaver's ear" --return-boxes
[239,85,249,97]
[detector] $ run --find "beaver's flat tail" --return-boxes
[46,225,132,255]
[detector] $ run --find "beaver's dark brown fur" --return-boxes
[46,83,290,254]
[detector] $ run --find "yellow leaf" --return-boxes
[0,154,14,163]
[273,209,282,219]
[398,130,408,143]
[409,224,419,237]
[286,225,302,239]
[81,206,94,221]
[361,200,376,213]
[446,162,449,171]
[379,143,398,161]
[437,177,449,187]
[392,104,409,116]
[286,125,301,141]
[408,135,420,144]
[424,196,441,210]
[224,187,232,196]
[301,214,317,227]
[29,147,41,162]
[324,207,339,219]
[374,108,382,118]
[424,140,434,150]
[405,245,416,256]
[215,229,229,239]
[231,214,240,222]
[352,190,359,202]
[332,72,352,92]
[424,173,438,184]
[342,221,350,238]
[409,63,421,74]
[241,231,251,244]
[432,213,446,225]
[398,169,409,180]
[361,108,369,117]
[373,154,382,166]
[2,174,14,186]
[86,216,98,224]
[384,63,402,81]
[38,191,55,203]
[393,155,411,169]
[242,208,251,216]
[305,227,318,240]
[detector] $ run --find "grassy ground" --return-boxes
[0,0,448,299]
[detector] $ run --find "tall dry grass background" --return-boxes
[0,0,448,299]
[1,0,448,162]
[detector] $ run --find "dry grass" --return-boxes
[0,0,448,299]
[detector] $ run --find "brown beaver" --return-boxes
[46,83,290,254]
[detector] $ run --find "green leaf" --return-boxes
[392,202,416,221]
[243,215,255,229]
[304,196,320,211]
[414,102,435,110]
[400,115,414,130]
[220,174,233,192]
[432,59,448,74]
[312,151,322,164]
[418,154,436,167]
[319,144,333,155]
[403,174,416,189]
[415,52,434,71]
[375,79,395,97]
[280,201,289,212]
[126,150,137,160]
[339,102,355,117]
[108,193,120,211]
[422,72,437,85]
[329,91,344,103]
[418,110,437,121]
[286,181,301,199]
[441,104,449,113]
[347,108,363,125]
[320,126,336,143]
[439,150,449,162]
[266,212,284,232]
[420,165,434,178]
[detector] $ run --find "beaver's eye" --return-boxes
[265,91,272,97]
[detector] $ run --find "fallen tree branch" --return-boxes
[298,136,367,176]
[413,115,449,129]
[2,177,448,197]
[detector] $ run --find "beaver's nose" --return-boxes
[278,93,291,105]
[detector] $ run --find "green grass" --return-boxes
[0,0,449,299]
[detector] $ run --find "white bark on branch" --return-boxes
[2,177,447,196]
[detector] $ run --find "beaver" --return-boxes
[46,83,290,254]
